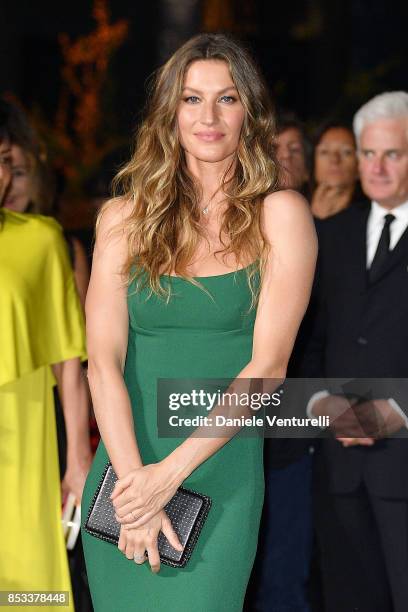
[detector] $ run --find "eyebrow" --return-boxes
[317,143,354,147]
[182,86,238,95]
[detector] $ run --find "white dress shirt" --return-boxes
[366,199,408,267]
[307,200,408,428]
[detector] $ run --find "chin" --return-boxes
[199,155,230,163]
[193,150,236,164]
[184,142,237,164]
[324,178,348,188]
[365,189,394,203]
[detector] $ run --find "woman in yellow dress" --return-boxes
[0,111,89,609]
[0,98,90,310]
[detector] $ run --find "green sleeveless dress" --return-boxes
[82,267,264,612]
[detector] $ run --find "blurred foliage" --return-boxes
[33,0,128,196]
[202,0,257,34]
[290,0,323,40]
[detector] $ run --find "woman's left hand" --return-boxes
[62,454,93,504]
[111,462,182,529]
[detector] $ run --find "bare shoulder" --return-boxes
[262,189,314,236]
[262,189,312,223]
[89,198,132,288]
[22,211,63,243]
[261,190,317,256]
[96,197,134,244]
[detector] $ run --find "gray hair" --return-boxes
[353,91,408,144]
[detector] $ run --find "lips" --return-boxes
[194,132,225,142]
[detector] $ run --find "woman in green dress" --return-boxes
[82,33,317,611]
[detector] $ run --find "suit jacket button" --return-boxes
[357,336,368,345]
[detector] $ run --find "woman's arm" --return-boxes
[112,189,318,528]
[85,199,144,478]
[52,358,92,502]
[86,199,183,571]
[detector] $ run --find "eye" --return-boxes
[12,168,27,178]
[341,148,355,157]
[183,96,200,104]
[0,154,11,166]
[386,150,400,160]
[361,150,374,159]
[219,95,236,104]
[289,144,302,154]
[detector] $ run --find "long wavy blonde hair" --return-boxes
[103,33,278,306]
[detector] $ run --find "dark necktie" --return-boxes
[368,213,396,283]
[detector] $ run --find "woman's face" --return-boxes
[276,127,308,190]
[3,144,31,212]
[176,59,245,167]
[0,138,11,204]
[314,127,358,188]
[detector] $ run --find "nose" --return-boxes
[371,155,386,174]
[278,146,291,162]
[199,100,217,126]
[329,151,341,165]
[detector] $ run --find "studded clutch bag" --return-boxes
[84,463,212,568]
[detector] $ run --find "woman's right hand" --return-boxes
[118,509,183,573]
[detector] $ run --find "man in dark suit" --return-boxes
[303,91,408,612]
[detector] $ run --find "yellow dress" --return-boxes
[0,209,86,611]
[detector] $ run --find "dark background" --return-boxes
[1,0,407,225]
[3,0,408,122]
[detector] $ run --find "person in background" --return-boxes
[0,98,94,612]
[303,91,408,612]
[275,112,311,196]
[0,113,91,607]
[1,98,90,308]
[0,129,10,199]
[311,122,360,219]
[246,113,314,612]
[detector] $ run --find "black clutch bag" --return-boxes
[84,463,212,568]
